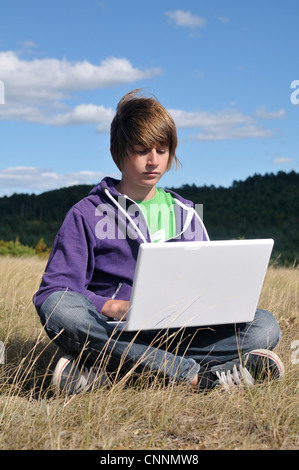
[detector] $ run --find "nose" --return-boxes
[147,149,158,165]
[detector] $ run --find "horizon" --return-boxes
[0,168,296,198]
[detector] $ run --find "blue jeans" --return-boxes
[39,291,281,384]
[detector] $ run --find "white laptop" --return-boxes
[109,239,274,332]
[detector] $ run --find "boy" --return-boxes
[33,90,283,394]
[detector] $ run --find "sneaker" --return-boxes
[51,355,111,395]
[243,348,284,382]
[198,348,284,390]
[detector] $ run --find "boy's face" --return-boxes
[120,144,169,196]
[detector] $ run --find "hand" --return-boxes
[101,299,130,321]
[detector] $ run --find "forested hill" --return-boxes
[0,170,298,266]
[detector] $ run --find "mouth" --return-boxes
[143,171,159,177]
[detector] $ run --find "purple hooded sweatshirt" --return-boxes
[33,177,209,316]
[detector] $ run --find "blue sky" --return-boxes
[0,0,298,196]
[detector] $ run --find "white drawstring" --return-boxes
[104,188,210,243]
[173,197,210,241]
[104,188,148,243]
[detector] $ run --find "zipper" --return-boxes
[111,282,123,299]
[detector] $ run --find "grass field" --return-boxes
[0,255,298,450]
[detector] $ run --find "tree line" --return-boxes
[0,171,298,266]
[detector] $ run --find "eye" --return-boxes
[156,147,169,155]
[137,148,148,155]
[157,148,167,154]
[133,146,148,155]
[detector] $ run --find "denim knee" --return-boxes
[251,308,282,350]
[39,290,100,338]
[38,290,112,358]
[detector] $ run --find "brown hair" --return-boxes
[110,89,179,171]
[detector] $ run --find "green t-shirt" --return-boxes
[137,188,176,242]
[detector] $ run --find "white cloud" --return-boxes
[0,52,161,100]
[165,10,206,28]
[47,104,115,132]
[217,16,230,24]
[0,51,162,123]
[22,40,37,50]
[0,49,283,142]
[192,125,273,141]
[255,106,286,120]
[170,108,252,129]
[170,108,273,141]
[272,157,293,165]
[0,166,119,195]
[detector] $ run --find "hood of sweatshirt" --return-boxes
[89,176,193,206]
[88,177,208,244]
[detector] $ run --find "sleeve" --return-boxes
[34,206,110,314]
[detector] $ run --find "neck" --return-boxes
[116,181,156,201]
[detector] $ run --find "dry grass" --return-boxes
[0,255,298,450]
